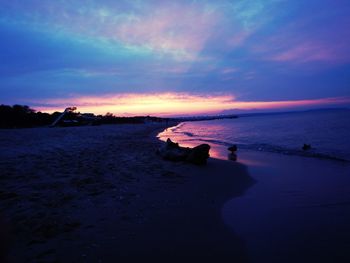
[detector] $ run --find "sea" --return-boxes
[159,109,350,162]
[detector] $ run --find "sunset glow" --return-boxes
[32,93,350,117]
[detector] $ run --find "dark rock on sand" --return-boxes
[158,138,210,165]
[186,144,210,165]
[302,144,311,150]
[165,138,180,149]
[157,139,191,162]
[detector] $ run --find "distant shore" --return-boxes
[0,123,254,262]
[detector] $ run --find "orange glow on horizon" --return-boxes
[31,93,350,116]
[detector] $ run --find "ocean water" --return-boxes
[159,109,350,162]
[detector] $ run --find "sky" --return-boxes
[0,0,350,116]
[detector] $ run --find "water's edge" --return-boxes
[158,122,350,163]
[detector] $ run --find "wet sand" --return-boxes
[0,124,254,262]
[223,149,350,263]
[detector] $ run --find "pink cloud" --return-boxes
[109,3,221,61]
[251,16,350,65]
[270,42,341,63]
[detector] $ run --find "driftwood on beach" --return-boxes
[158,138,210,165]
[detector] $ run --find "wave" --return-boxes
[182,132,194,137]
[174,130,350,163]
[169,123,185,132]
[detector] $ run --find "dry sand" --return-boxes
[0,123,254,262]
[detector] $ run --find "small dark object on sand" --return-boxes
[228,145,238,153]
[158,138,210,165]
[302,144,311,150]
[228,153,237,161]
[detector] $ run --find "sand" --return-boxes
[0,123,254,262]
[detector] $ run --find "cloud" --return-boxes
[270,42,331,63]
[250,7,350,65]
[268,41,350,64]
[110,2,221,61]
[0,1,223,62]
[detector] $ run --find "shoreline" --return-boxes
[159,122,350,163]
[0,123,255,262]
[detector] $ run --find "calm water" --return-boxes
[159,109,350,161]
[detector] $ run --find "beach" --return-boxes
[2,0,350,262]
[0,123,254,262]
[1,121,350,262]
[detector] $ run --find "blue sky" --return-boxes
[0,0,349,115]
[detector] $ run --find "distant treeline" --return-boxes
[0,104,166,128]
[0,105,54,128]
